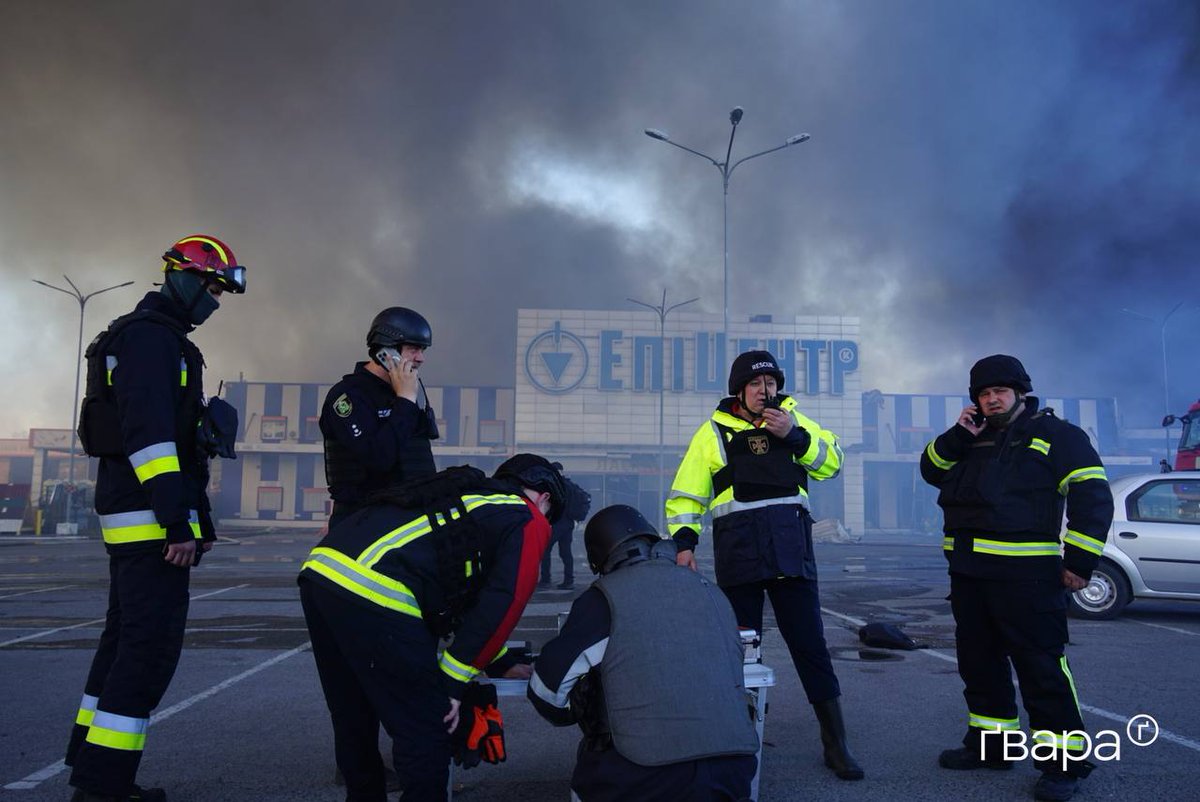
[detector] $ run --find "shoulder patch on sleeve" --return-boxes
[333,393,353,418]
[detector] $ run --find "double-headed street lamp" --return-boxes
[33,276,135,531]
[645,107,810,338]
[629,290,699,532]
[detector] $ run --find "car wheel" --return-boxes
[1069,560,1131,620]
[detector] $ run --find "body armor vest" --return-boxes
[715,423,807,503]
[594,558,759,766]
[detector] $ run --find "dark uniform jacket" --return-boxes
[920,396,1114,581]
[299,491,550,699]
[92,293,213,554]
[665,395,843,587]
[319,363,437,507]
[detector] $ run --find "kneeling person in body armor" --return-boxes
[299,455,568,802]
[528,505,759,802]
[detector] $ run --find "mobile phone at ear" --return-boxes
[375,347,402,368]
[970,409,986,427]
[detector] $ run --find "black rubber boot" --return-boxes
[1033,772,1080,801]
[938,746,1014,771]
[812,698,864,780]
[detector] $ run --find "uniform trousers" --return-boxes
[66,550,191,796]
[723,576,841,704]
[572,744,756,802]
[950,573,1087,772]
[540,523,574,584]
[299,578,451,801]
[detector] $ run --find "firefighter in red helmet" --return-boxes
[65,234,247,802]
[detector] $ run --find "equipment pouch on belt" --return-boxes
[451,682,505,768]
[198,396,239,459]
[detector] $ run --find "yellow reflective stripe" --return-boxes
[1060,655,1081,717]
[925,441,956,471]
[75,694,99,727]
[180,357,187,387]
[1028,438,1050,455]
[176,235,229,264]
[1058,466,1108,495]
[99,510,200,544]
[464,561,473,578]
[943,536,954,552]
[129,442,181,483]
[134,456,181,482]
[440,650,480,684]
[969,712,1020,730]
[301,548,422,617]
[84,711,148,752]
[1033,730,1087,750]
[973,538,1060,557]
[359,494,526,568]
[105,356,117,386]
[1063,529,1105,556]
[490,646,509,664]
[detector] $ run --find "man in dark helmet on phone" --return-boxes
[921,355,1113,802]
[320,307,440,528]
[529,505,759,801]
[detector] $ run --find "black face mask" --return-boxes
[163,271,220,325]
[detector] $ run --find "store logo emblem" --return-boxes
[525,321,588,394]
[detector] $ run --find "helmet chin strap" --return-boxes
[984,394,1025,428]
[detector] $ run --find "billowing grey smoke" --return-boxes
[1,0,1197,437]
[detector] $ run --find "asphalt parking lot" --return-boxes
[2,530,1198,801]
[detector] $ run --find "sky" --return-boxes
[1,0,1197,439]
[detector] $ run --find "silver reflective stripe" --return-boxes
[809,438,829,470]
[710,420,729,464]
[529,638,609,709]
[667,513,703,525]
[98,509,199,528]
[712,492,808,519]
[91,710,148,736]
[128,442,178,468]
[80,694,99,712]
[305,552,419,610]
[667,489,708,505]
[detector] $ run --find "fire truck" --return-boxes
[1163,399,1200,471]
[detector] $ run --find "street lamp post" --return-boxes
[629,290,699,531]
[645,107,810,339]
[33,276,135,532]
[1121,302,1190,459]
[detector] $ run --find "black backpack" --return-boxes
[77,310,190,458]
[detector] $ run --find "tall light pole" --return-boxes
[1121,302,1190,459]
[645,107,810,339]
[33,276,135,532]
[629,290,699,530]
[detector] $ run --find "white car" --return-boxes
[1069,471,1200,619]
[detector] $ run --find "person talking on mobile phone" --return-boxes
[665,349,863,781]
[920,355,1113,802]
[320,307,439,529]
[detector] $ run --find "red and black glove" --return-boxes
[451,683,506,768]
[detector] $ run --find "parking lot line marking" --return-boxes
[0,584,247,648]
[0,585,74,600]
[3,641,312,791]
[1129,619,1200,638]
[818,603,1200,754]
